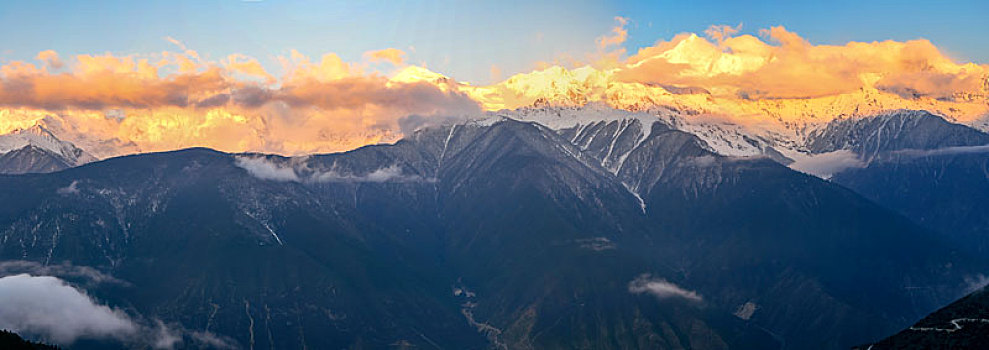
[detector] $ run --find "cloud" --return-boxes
[704,24,742,44]
[596,16,629,50]
[963,274,989,294]
[0,52,225,110]
[0,261,126,287]
[189,330,238,349]
[614,26,989,99]
[0,272,236,349]
[0,48,480,158]
[235,156,431,183]
[397,113,467,135]
[280,50,355,83]
[234,156,300,182]
[35,50,63,69]
[788,150,866,178]
[574,237,616,251]
[489,64,503,83]
[455,25,985,117]
[791,145,989,178]
[163,36,188,51]
[2,50,275,112]
[687,155,718,167]
[148,320,181,349]
[311,164,431,183]
[56,180,80,195]
[223,54,275,83]
[628,274,702,302]
[364,48,406,66]
[892,144,989,157]
[1,25,987,159]
[0,274,137,344]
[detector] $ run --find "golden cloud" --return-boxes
[35,50,63,70]
[0,48,479,157]
[615,25,989,99]
[364,48,407,66]
[1,26,986,159]
[596,16,629,50]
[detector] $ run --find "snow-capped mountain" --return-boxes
[482,102,989,180]
[0,125,97,174]
[486,103,989,265]
[805,110,989,160]
[398,62,984,171]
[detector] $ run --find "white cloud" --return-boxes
[0,261,127,287]
[574,237,616,251]
[56,180,80,195]
[0,274,137,344]
[893,144,989,157]
[236,156,431,183]
[0,273,236,349]
[963,274,989,294]
[788,150,866,178]
[189,331,238,349]
[688,155,718,167]
[149,320,182,350]
[234,156,300,182]
[788,145,989,179]
[628,274,703,302]
[312,164,430,183]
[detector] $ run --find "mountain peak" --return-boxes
[16,124,57,138]
[0,123,97,173]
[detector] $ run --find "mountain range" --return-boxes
[0,102,987,349]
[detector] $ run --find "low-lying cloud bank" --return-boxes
[311,164,430,183]
[0,274,136,344]
[628,274,703,302]
[893,144,989,158]
[233,156,302,182]
[789,145,989,178]
[0,273,235,349]
[234,156,432,183]
[788,150,866,178]
[0,260,126,287]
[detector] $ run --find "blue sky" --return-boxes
[1,0,987,84]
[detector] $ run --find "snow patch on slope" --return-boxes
[499,102,658,138]
[789,150,866,178]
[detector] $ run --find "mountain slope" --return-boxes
[821,112,989,254]
[832,149,989,254]
[472,107,985,347]
[0,148,485,349]
[598,123,971,349]
[307,120,778,349]
[860,286,989,349]
[805,110,989,161]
